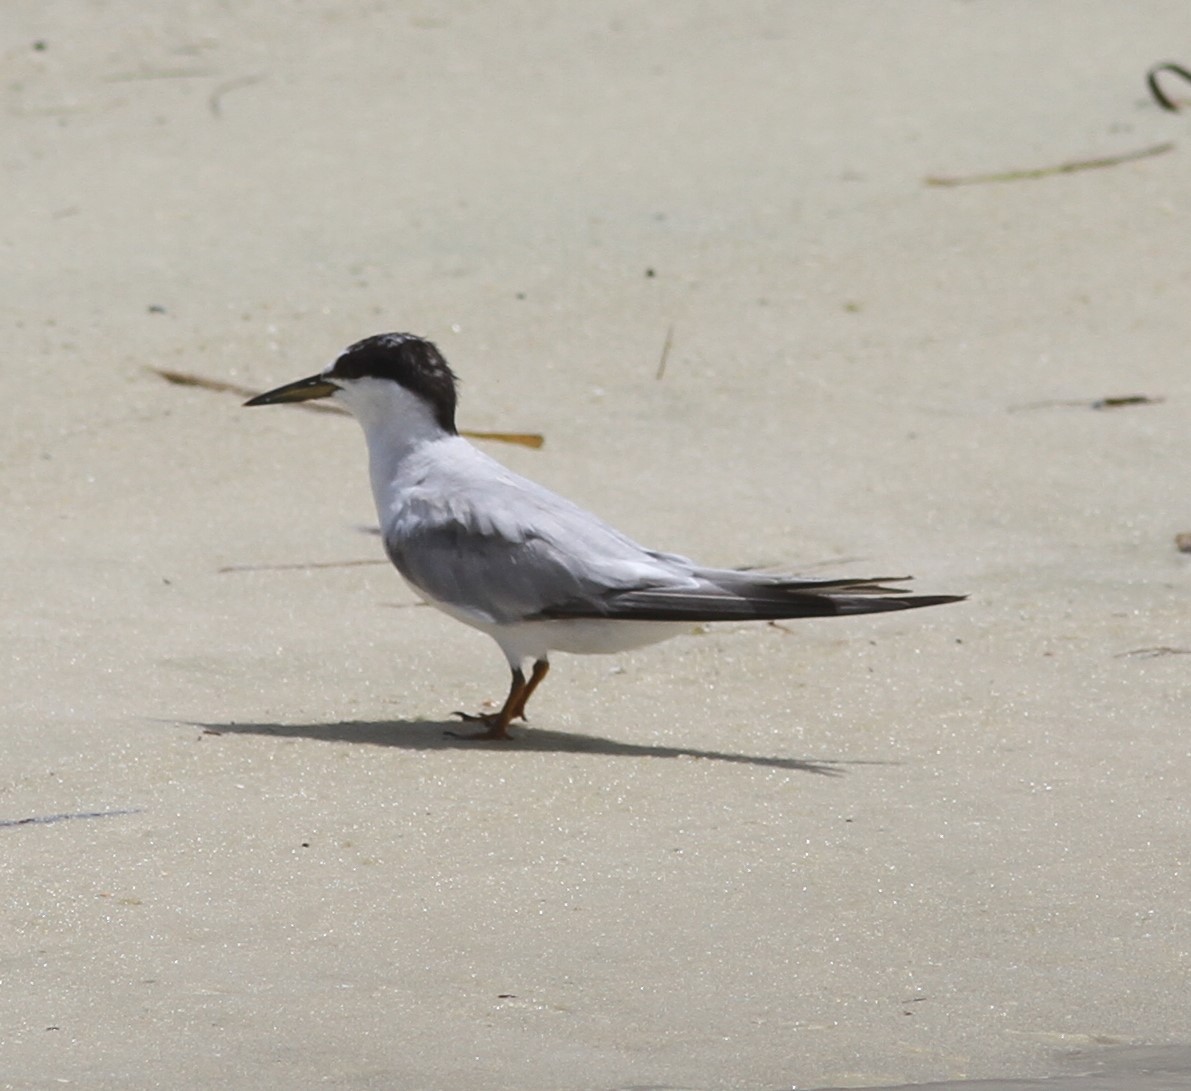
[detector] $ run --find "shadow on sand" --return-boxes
[188,718,895,777]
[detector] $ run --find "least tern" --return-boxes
[247,333,963,739]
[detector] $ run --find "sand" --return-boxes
[3,3,1188,1088]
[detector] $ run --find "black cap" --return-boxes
[329,333,459,433]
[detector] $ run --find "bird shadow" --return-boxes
[187,718,896,777]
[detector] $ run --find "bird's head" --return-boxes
[245,332,459,437]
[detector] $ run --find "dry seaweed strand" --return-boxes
[1147,62,1191,112]
[1007,394,1164,413]
[926,142,1173,187]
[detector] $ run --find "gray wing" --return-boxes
[382,458,697,625]
[383,445,963,625]
[390,509,962,625]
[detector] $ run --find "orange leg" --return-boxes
[508,659,550,722]
[449,658,550,740]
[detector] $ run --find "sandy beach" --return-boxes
[3,3,1188,1088]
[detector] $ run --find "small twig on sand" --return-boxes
[459,429,544,449]
[926,142,1174,187]
[152,367,343,411]
[150,367,545,448]
[655,324,675,380]
[208,74,264,117]
[1007,394,1164,412]
[218,559,389,574]
[1115,646,1191,659]
[0,809,141,830]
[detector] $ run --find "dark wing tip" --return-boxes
[536,587,967,624]
[830,592,966,616]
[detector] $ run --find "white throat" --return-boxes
[330,376,454,522]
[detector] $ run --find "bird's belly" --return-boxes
[530,618,693,656]
[410,587,693,662]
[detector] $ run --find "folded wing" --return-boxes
[384,449,964,626]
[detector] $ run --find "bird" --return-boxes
[245,333,964,739]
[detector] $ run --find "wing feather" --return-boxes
[537,572,964,622]
[382,450,692,624]
[380,442,963,626]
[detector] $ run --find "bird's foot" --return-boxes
[446,711,514,741]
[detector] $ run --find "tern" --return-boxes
[246,333,963,739]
